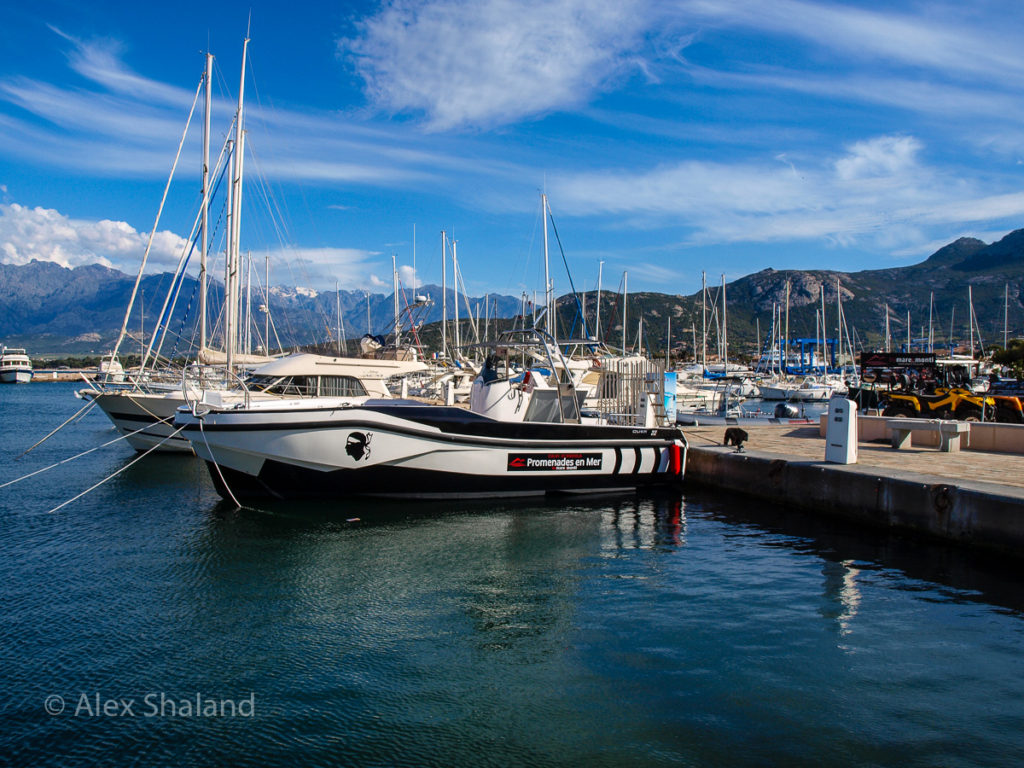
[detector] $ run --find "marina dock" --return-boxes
[682,418,1024,557]
[29,369,97,382]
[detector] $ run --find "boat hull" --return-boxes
[178,403,687,501]
[0,370,32,384]
[81,389,194,453]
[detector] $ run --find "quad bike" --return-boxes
[880,386,995,421]
[990,393,1024,423]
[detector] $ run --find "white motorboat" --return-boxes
[79,353,428,453]
[174,329,687,502]
[0,346,33,384]
[786,376,835,402]
[758,376,834,402]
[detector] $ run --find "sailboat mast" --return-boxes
[885,303,891,353]
[224,140,235,369]
[622,271,628,354]
[666,315,671,369]
[265,253,270,354]
[701,271,707,377]
[246,252,252,356]
[721,274,728,375]
[820,284,827,374]
[441,230,448,359]
[393,253,400,348]
[199,52,212,355]
[928,292,934,353]
[542,193,551,333]
[452,240,461,354]
[1005,283,1009,349]
[336,281,341,356]
[226,35,249,373]
[969,286,975,358]
[784,279,791,374]
[596,260,603,343]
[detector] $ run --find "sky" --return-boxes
[2,0,1024,299]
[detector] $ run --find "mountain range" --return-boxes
[3,228,1023,358]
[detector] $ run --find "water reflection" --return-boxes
[604,495,685,550]
[820,559,861,636]
[693,486,1024,617]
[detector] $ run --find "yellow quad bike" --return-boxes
[880,386,995,421]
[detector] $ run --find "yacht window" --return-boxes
[245,375,314,396]
[319,376,367,397]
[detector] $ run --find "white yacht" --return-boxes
[79,352,428,453]
[0,346,33,384]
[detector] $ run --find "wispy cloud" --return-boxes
[550,134,1024,251]
[675,0,1024,84]
[340,0,657,130]
[256,245,386,292]
[0,32,470,186]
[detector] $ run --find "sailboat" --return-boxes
[80,41,427,452]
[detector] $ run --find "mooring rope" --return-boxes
[0,414,179,490]
[198,418,242,511]
[45,425,189,514]
[17,398,99,460]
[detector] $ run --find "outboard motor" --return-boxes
[774,402,799,418]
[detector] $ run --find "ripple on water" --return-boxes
[2,385,1024,766]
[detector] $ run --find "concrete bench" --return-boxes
[887,418,970,452]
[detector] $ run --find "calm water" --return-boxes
[2,383,1024,767]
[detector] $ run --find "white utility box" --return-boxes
[825,398,858,464]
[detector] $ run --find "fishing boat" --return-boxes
[174,329,687,502]
[0,346,33,384]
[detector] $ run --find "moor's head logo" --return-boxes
[345,432,372,461]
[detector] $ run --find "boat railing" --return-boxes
[589,357,667,427]
[181,364,252,415]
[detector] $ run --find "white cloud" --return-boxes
[398,264,418,288]
[258,246,385,291]
[0,203,186,271]
[341,0,655,130]
[834,135,921,181]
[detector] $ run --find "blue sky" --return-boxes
[2,0,1024,299]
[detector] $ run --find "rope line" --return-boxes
[46,425,189,514]
[199,418,242,510]
[0,414,179,490]
[17,398,98,460]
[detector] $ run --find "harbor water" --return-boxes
[3,383,1024,766]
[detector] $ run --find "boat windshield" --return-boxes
[247,375,368,398]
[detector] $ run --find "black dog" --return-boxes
[723,427,748,451]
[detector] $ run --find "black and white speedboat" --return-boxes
[174,329,686,501]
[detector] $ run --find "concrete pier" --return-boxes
[30,369,97,382]
[683,423,1024,557]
